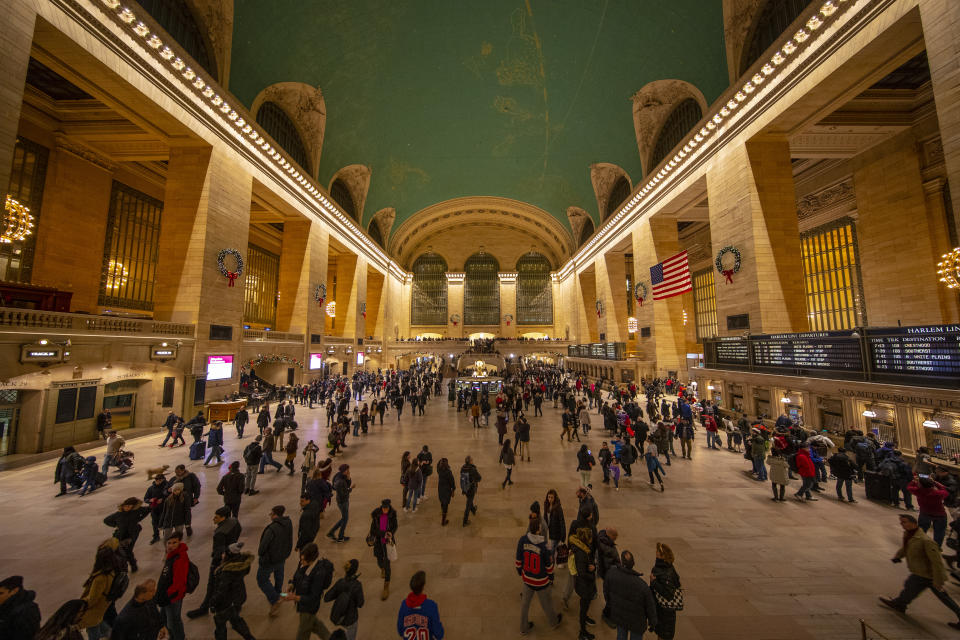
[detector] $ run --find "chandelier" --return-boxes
[325,301,336,317]
[2,195,34,244]
[938,248,960,289]
[105,259,129,290]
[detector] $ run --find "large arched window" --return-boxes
[605,176,631,220]
[464,253,500,325]
[516,252,553,325]
[330,179,357,220]
[650,98,703,171]
[137,0,216,78]
[411,253,448,325]
[578,218,595,247]
[368,220,385,248]
[740,0,812,76]
[256,102,311,175]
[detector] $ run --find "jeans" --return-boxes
[892,482,913,509]
[919,513,949,546]
[814,460,827,482]
[259,450,282,472]
[617,628,641,640]
[160,429,173,446]
[836,477,853,501]
[520,583,559,632]
[753,457,768,481]
[706,432,719,449]
[205,445,223,465]
[295,611,331,640]
[85,621,110,640]
[891,573,960,618]
[101,454,115,475]
[464,491,477,524]
[795,476,815,498]
[162,601,184,640]
[406,486,421,511]
[256,561,284,604]
[328,501,349,539]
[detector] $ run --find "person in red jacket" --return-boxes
[793,448,818,502]
[156,532,191,640]
[703,414,720,450]
[909,475,951,546]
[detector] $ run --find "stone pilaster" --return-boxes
[498,272,517,338]
[365,268,385,339]
[578,270,599,343]
[0,0,35,198]
[445,272,464,338]
[706,137,806,335]
[333,253,366,340]
[596,252,629,342]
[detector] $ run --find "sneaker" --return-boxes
[340,536,350,543]
[186,527,193,536]
[249,490,259,496]
[847,499,857,503]
[878,597,905,613]
[837,496,845,502]
[186,607,208,619]
[806,496,818,501]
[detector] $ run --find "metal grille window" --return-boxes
[411,253,448,325]
[605,177,631,220]
[516,252,552,325]
[136,0,216,78]
[99,182,162,310]
[651,99,703,171]
[578,218,595,247]
[692,268,718,341]
[330,180,356,220]
[464,253,500,325]
[256,102,311,176]
[801,218,866,331]
[1,137,48,283]
[243,244,280,326]
[740,0,812,76]
[368,221,384,247]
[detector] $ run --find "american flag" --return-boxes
[650,250,692,300]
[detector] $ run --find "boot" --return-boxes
[186,606,209,619]
[381,581,390,601]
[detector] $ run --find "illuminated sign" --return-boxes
[206,355,234,380]
[309,353,324,370]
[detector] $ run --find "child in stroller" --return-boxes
[78,456,107,496]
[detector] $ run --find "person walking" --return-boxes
[645,437,665,492]
[204,422,225,466]
[517,416,532,462]
[516,519,561,635]
[324,559,364,640]
[208,543,256,640]
[793,446,818,502]
[159,412,179,448]
[879,514,960,629]
[828,447,857,503]
[242,437,263,496]
[168,466,200,536]
[404,460,423,513]
[0,575,41,640]
[500,440,516,489]
[570,526,597,640]
[79,542,121,640]
[459,456,482,527]
[436,458,456,527]
[186,506,241,619]
[604,550,657,640]
[143,474,168,545]
[103,497,151,573]
[417,445,433,499]
[909,476,951,547]
[597,442,612,485]
[217,461,246,518]
[110,579,164,640]
[543,489,566,552]
[650,543,682,640]
[296,493,322,552]
[257,505,294,617]
[326,465,354,543]
[160,484,191,541]
[301,440,319,494]
[576,445,595,488]
[234,407,249,439]
[370,499,398,601]
[284,542,334,640]
[767,450,790,502]
[259,429,283,474]
[155,532,190,640]
[397,571,444,640]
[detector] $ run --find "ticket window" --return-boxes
[755,389,771,420]
[865,405,897,445]
[729,384,744,414]
[818,397,845,437]
[923,413,960,462]
[706,383,722,409]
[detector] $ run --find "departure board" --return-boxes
[750,331,862,372]
[867,325,960,380]
[714,339,749,365]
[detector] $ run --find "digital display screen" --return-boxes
[206,354,233,380]
[868,325,960,381]
[356,352,365,366]
[309,353,324,370]
[714,339,749,365]
[751,332,862,372]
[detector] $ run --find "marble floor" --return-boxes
[2,389,959,639]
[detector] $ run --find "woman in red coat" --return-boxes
[793,447,818,502]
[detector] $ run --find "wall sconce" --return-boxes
[862,409,877,418]
[923,419,941,429]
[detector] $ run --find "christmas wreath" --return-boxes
[246,353,304,369]
[450,313,461,327]
[217,248,244,287]
[595,299,603,317]
[314,283,327,306]
[360,302,367,319]
[715,246,741,284]
[634,281,649,307]
[504,313,514,326]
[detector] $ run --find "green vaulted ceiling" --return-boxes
[231,0,728,229]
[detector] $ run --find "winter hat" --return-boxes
[229,461,240,471]
[227,542,244,554]
[339,464,350,472]
[215,506,231,518]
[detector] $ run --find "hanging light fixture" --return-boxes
[325,301,336,317]
[938,248,960,289]
[2,195,34,244]
[105,259,129,290]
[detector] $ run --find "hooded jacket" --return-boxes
[324,573,364,627]
[596,530,620,580]
[209,552,253,611]
[0,586,40,640]
[211,517,242,559]
[436,466,456,505]
[217,469,246,505]
[297,499,322,550]
[828,452,855,480]
[570,529,597,598]
[258,515,294,565]
[794,448,815,478]
[103,503,151,542]
[156,542,190,605]
[603,565,657,633]
[515,531,554,590]
[397,592,444,640]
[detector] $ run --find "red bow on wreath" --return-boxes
[506,320,511,326]
[722,269,734,284]
[636,296,644,308]
[226,271,238,287]
[453,321,458,326]
[317,297,324,307]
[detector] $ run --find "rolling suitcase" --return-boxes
[189,440,206,461]
[864,470,893,502]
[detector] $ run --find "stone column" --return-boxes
[595,252,629,342]
[705,137,807,335]
[365,268,385,340]
[632,217,689,377]
[920,0,960,234]
[854,134,944,325]
[578,270,599,342]
[333,253,366,340]
[276,221,328,372]
[31,141,115,312]
[153,145,252,392]
[498,272,517,338]
[446,272,464,338]
[0,0,35,196]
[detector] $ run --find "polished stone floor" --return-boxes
[2,387,960,639]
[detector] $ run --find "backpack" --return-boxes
[316,558,334,593]
[186,561,201,594]
[105,571,129,602]
[329,588,352,626]
[460,469,473,494]
[242,443,259,465]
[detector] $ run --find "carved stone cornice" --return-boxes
[796,178,855,221]
[53,133,117,172]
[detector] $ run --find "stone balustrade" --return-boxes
[0,309,194,337]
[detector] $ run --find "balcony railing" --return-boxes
[243,329,305,343]
[0,309,194,337]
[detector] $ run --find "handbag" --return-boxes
[365,534,376,547]
[386,541,398,562]
[653,584,684,611]
[555,543,570,565]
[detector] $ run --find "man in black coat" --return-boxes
[285,542,334,638]
[144,474,169,544]
[217,461,246,518]
[234,407,249,439]
[459,456,482,526]
[257,505,294,616]
[187,507,242,619]
[0,575,41,640]
[169,465,200,536]
[603,551,657,637]
[110,579,164,640]
[297,494,322,552]
[209,544,255,640]
[103,497,151,572]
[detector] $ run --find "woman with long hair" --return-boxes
[650,542,683,640]
[499,439,515,489]
[543,489,566,551]
[436,457,456,526]
[36,599,87,640]
[400,451,412,508]
[79,540,124,639]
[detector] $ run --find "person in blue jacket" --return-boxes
[397,570,444,639]
[204,421,225,466]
